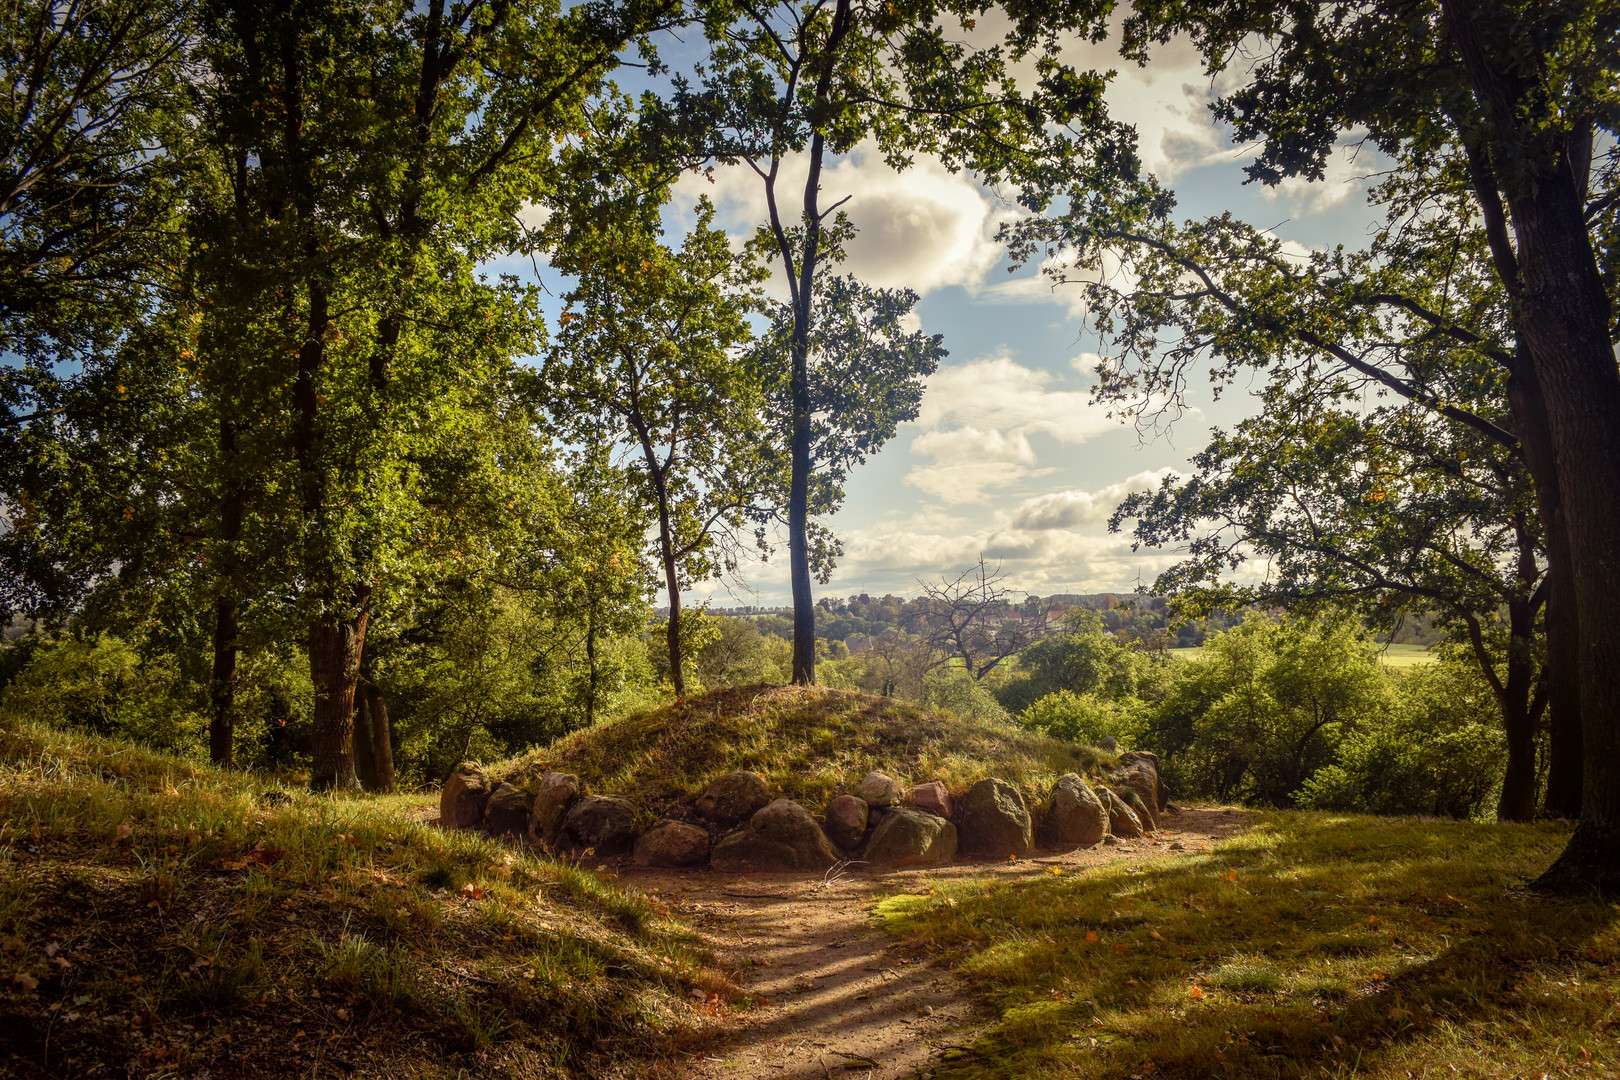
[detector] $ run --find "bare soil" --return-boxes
[620,807,1253,1080]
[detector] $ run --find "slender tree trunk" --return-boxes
[1496,599,1539,823]
[210,423,243,767]
[353,686,378,791]
[365,679,395,794]
[585,603,599,727]
[787,129,829,688]
[1447,1,1620,889]
[309,605,367,791]
[634,414,687,698]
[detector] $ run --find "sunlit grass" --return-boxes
[498,684,1104,809]
[877,812,1619,1079]
[0,720,728,1077]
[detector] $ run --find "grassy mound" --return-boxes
[877,811,1618,1079]
[497,685,1101,814]
[0,721,729,1079]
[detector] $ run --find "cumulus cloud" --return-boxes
[673,142,1012,297]
[1259,140,1375,217]
[1004,469,1180,531]
[903,352,1123,504]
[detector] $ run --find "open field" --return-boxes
[1169,643,1434,668]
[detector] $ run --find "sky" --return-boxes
[546,21,1390,607]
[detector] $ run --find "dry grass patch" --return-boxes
[877,812,1620,1079]
[0,721,732,1079]
[496,685,1100,814]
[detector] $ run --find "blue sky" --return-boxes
[542,24,1389,606]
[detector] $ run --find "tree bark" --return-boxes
[365,678,395,793]
[309,606,367,791]
[1513,371,1584,819]
[352,686,377,791]
[1445,1,1620,889]
[209,424,244,768]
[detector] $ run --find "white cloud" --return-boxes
[1259,140,1374,217]
[673,143,1013,297]
[1004,469,1179,531]
[903,352,1123,504]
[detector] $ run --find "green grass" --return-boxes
[496,684,1104,812]
[0,720,731,1078]
[1170,644,1434,667]
[876,812,1620,1079]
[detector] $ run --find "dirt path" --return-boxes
[622,807,1252,1080]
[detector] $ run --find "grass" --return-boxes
[0,720,733,1078]
[1170,644,1434,668]
[876,811,1620,1079]
[496,684,1103,813]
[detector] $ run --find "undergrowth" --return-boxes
[0,720,731,1078]
[877,812,1620,1079]
[497,684,1101,812]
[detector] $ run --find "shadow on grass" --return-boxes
[878,812,1620,1079]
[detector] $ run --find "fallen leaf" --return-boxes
[1187,985,1204,998]
[43,944,58,958]
[1367,916,1381,927]
[1086,931,1100,943]
[116,824,133,840]
[1150,930,1163,940]
[1223,871,1237,883]
[0,936,21,954]
[12,972,38,991]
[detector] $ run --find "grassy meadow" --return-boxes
[0,721,730,1078]
[877,812,1619,1079]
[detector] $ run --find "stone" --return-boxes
[1099,786,1143,839]
[527,772,584,847]
[864,807,958,868]
[824,795,869,850]
[483,783,532,840]
[1116,751,1169,817]
[1120,787,1157,833]
[440,764,492,830]
[903,781,952,818]
[695,771,771,827]
[633,821,711,868]
[960,778,1033,859]
[710,799,838,873]
[1038,773,1108,850]
[854,772,903,807]
[560,795,639,856]
[1097,735,1119,752]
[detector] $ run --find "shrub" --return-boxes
[1016,689,1140,747]
[1297,654,1505,819]
[922,666,1011,725]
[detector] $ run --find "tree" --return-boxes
[1116,384,1549,820]
[544,201,774,698]
[1075,0,1620,889]
[0,0,196,365]
[679,0,1122,684]
[910,559,1032,681]
[196,0,675,789]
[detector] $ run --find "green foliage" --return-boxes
[1016,690,1140,749]
[1143,615,1396,807]
[1298,654,1507,820]
[922,666,1012,726]
[995,608,1147,714]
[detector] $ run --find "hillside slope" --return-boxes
[498,685,1102,814]
[0,721,727,1078]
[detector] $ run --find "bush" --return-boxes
[1297,654,1506,819]
[923,666,1011,725]
[993,609,1145,714]
[1142,614,1396,807]
[1016,689,1140,747]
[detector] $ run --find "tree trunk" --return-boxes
[1506,358,1582,818]
[209,595,239,768]
[209,420,245,768]
[585,605,599,727]
[309,607,367,791]
[352,688,377,792]
[365,680,395,794]
[1495,601,1539,823]
[1447,0,1620,890]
